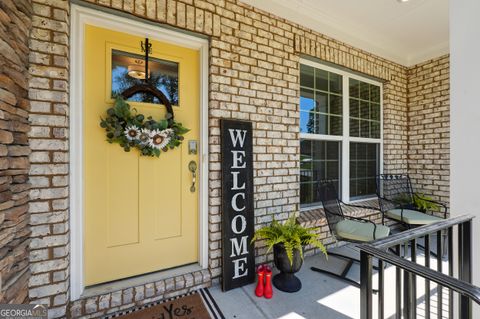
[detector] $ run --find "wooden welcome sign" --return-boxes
[221,119,255,291]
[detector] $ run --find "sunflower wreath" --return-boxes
[100,97,189,157]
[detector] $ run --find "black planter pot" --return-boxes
[273,243,303,293]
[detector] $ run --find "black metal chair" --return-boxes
[310,181,390,288]
[376,174,447,227]
[376,174,448,256]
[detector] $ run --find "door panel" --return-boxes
[138,108,183,242]
[84,25,199,285]
[106,145,140,248]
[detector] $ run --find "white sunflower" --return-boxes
[149,129,171,150]
[124,125,140,141]
[137,128,151,145]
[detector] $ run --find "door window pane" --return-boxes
[111,49,179,105]
[300,140,341,207]
[350,142,379,199]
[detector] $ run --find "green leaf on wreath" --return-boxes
[158,120,168,130]
[176,126,190,135]
[99,97,189,157]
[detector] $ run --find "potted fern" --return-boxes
[395,193,441,213]
[252,216,327,293]
[413,193,441,213]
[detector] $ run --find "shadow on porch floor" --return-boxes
[209,244,449,319]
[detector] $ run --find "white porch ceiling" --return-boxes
[240,0,449,67]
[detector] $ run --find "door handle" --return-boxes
[188,161,197,193]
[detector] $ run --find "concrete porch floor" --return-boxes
[210,245,449,319]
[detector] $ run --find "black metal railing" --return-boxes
[359,215,480,319]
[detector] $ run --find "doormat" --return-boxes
[110,289,224,319]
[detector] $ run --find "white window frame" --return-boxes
[299,58,384,209]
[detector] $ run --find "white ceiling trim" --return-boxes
[240,0,449,67]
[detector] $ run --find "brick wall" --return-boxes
[27,0,70,316]
[26,0,414,317]
[0,0,32,304]
[407,55,450,206]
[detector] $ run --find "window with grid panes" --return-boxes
[300,61,382,207]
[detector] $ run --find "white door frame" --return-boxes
[70,4,209,300]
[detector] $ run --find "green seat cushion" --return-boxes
[335,219,390,242]
[386,209,442,225]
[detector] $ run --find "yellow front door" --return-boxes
[84,25,200,286]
